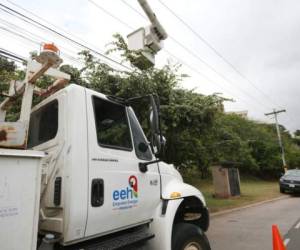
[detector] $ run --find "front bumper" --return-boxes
[280,182,300,192]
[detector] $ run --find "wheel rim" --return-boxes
[184,242,202,250]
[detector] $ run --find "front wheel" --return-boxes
[172,223,211,250]
[280,187,285,193]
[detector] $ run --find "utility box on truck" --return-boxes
[0,149,44,250]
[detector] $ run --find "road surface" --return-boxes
[207,196,300,250]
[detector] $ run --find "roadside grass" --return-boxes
[183,174,282,213]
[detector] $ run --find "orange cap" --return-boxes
[43,43,59,53]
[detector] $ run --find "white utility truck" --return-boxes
[0,1,211,250]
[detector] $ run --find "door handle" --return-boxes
[91,179,104,207]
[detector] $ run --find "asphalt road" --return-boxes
[206,195,300,250]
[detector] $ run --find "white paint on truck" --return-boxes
[1,84,210,250]
[0,149,44,250]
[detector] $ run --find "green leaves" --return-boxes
[1,34,300,179]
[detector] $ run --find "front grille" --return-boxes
[284,179,300,185]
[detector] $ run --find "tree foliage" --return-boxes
[1,34,300,179]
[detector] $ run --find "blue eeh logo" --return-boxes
[112,176,138,206]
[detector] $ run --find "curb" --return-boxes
[210,195,288,217]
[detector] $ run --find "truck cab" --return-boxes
[29,84,210,250]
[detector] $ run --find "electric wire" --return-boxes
[1,0,269,111]
[157,0,300,127]
[0,12,121,71]
[1,26,86,67]
[157,0,280,109]
[0,18,85,63]
[120,0,257,106]
[1,19,126,72]
[118,0,275,110]
[1,0,297,127]
[0,47,26,62]
[0,2,132,71]
[162,49,259,108]
[120,0,299,128]
[93,0,272,112]
[4,0,127,70]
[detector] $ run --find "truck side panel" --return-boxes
[63,86,89,243]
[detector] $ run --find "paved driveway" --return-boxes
[207,196,300,250]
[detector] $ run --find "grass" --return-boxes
[183,173,282,213]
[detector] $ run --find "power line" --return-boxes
[89,0,133,30]
[3,0,271,112]
[121,0,300,128]
[0,25,87,68]
[0,24,74,61]
[114,0,273,111]
[5,0,127,69]
[3,0,293,124]
[120,0,251,103]
[0,25,39,45]
[168,36,272,109]
[157,0,279,109]
[121,0,146,20]
[0,21,129,72]
[0,18,85,63]
[0,2,132,71]
[1,0,252,106]
[0,48,26,62]
[1,0,255,108]
[3,1,297,130]
[162,49,260,108]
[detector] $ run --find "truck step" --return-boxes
[62,224,154,250]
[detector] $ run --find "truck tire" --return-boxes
[172,223,211,250]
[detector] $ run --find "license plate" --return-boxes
[289,184,295,188]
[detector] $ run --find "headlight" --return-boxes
[279,178,285,182]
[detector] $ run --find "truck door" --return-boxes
[85,91,161,237]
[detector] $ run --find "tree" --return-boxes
[75,36,225,177]
[0,56,17,96]
[1,35,300,179]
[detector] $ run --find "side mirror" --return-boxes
[149,95,164,155]
[153,134,166,151]
[149,95,159,134]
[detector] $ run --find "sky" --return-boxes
[1,0,300,132]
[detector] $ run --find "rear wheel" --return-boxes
[172,223,211,250]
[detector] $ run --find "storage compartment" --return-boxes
[0,149,44,250]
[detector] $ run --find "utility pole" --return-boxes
[265,109,287,172]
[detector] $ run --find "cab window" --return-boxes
[128,107,152,161]
[93,97,132,151]
[28,100,58,148]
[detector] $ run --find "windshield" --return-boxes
[285,170,300,177]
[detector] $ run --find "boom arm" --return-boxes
[137,0,168,40]
[127,0,168,69]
